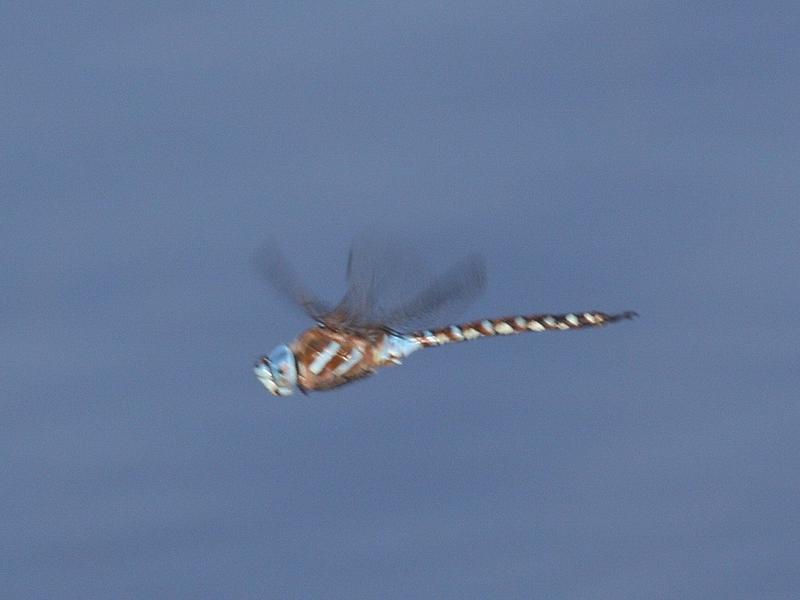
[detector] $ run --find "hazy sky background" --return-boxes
[3,2,799,598]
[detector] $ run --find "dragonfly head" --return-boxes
[254,344,297,396]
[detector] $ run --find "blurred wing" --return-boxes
[327,235,486,331]
[381,254,486,330]
[325,236,401,328]
[253,242,332,321]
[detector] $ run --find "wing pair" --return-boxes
[254,237,486,332]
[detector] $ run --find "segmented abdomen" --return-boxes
[412,310,637,347]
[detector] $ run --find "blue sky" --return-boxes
[3,2,799,598]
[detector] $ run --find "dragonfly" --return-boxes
[253,239,636,396]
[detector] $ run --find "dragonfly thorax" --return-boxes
[254,344,298,396]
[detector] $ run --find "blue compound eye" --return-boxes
[262,344,297,395]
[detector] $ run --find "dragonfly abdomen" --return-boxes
[412,310,637,348]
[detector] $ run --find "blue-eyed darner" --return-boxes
[253,239,636,396]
